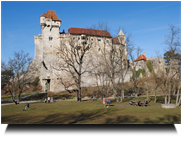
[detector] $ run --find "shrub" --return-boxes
[165,68,170,74]
[33,77,40,86]
[131,69,145,80]
[146,60,154,74]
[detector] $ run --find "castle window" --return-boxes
[73,37,75,40]
[91,38,93,41]
[87,38,89,40]
[49,37,53,41]
[82,36,86,40]
[54,21,56,23]
[98,39,101,41]
[78,37,80,40]
[106,40,109,43]
[47,19,50,21]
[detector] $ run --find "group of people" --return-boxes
[137,99,148,106]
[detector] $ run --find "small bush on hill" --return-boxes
[131,69,145,80]
[33,77,40,86]
[146,60,154,74]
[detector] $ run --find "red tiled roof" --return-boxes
[40,10,61,22]
[68,27,112,38]
[135,54,147,62]
[112,38,120,44]
[41,13,46,17]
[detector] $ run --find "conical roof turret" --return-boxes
[118,29,125,36]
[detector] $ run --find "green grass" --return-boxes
[1,99,181,124]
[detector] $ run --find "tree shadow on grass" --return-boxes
[34,108,118,124]
[143,115,181,124]
[104,115,139,124]
[2,110,180,124]
[104,114,181,124]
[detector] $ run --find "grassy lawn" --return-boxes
[1,99,181,124]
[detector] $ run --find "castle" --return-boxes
[30,10,178,93]
[32,10,128,92]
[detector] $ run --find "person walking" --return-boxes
[23,103,30,111]
[107,98,111,108]
[48,97,50,103]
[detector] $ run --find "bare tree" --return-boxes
[53,34,93,102]
[128,46,143,97]
[176,79,181,106]
[116,28,133,102]
[163,25,181,104]
[1,61,14,89]
[1,51,33,104]
[91,22,119,100]
[152,51,163,103]
[91,58,111,101]
[92,24,132,102]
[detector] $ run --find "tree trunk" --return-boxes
[134,67,137,97]
[165,80,167,104]
[12,79,16,104]
[176,82,181,106]
[117,97,119,102]
[177,96,181,106]
[78,63,82,102]
[120,81,124,102]
[154,82,157,103]
[172,82,175,96]
[155,88,157,103]
[146,78,148,101]
[122,80,125,99]
[168,81,171,104]
[111,77,116,99]
[77,79,81,102]
[16,82,20,104]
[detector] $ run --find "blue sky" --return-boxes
[1,1,181,62]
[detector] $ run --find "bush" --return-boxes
[165,68,170,74]
[146,60,154,74]
[33,77,40,86]
[125,87,134,96]
[131,69,145,80]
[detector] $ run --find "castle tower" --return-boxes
[40,10,61,31]
[34,10,62,92]
[117,29,128,68]
[35,10,61,62]
[117,29,125,45]
[40,10,61,56]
